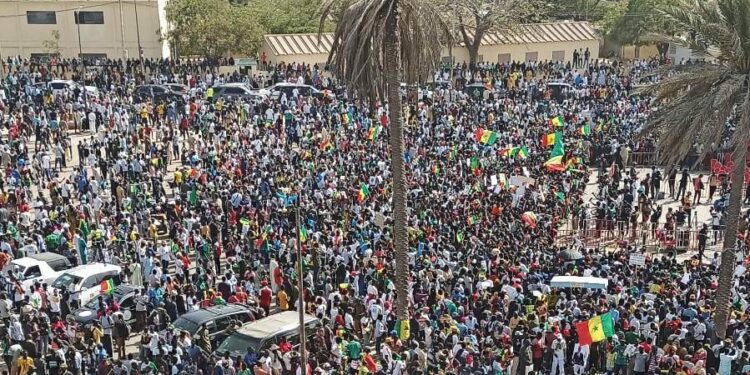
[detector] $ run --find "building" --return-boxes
[448,21,599,64]
[0,0,170,61]
[260,21,600,66]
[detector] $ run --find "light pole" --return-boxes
[294,204,307,374]
[134,0,145,73]
[75,7,88,110]
[119,0,127,60]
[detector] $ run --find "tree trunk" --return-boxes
[384,1,410,325]
[714,99,750,340]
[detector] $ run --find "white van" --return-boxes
[2,253,72,293]
[51,263,122,308]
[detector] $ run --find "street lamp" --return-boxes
[134,0,145,73]
[75,6,88,110]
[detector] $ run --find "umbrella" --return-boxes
[521,212,538,228]
[558,249,583,261]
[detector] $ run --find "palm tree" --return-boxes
[645,0,750,339]
[320,0,445,324]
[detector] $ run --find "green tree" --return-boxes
[644,0,750,339]
[320,0,445,322]
[165,0,263,58]
[254,0,325,34]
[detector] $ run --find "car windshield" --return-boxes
[52,273,83,289]
[217,333,263,355]
[49,82,67,90]
[173,317,201,334]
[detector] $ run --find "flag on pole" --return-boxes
[100,279,114,295]
[319,139,333,151]
[467,215,478,225]
[299,226,308,242]
[578,125,591,136]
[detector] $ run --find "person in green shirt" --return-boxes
[347,335,362,361]
[614,341,629,374]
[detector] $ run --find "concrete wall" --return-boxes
[444,40,600,64]
[0,0,166,60]
[261,40,601,67]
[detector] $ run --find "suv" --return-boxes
[71,284,139,329]
[263,83,335,100]
[2,253,72,294]
[48,80,98,96]
[215,311,319,359]
[171,303,260,346]
[211,83,264,103]
[134,85,186,105]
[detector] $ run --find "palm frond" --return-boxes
[319,0,446,99]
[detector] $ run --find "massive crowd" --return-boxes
[0,53,747,375]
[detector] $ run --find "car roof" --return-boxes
[235,311,317,339]
[60,263,121,277]
[215,83,249,88]
[28,252,70,264]
[113,284,138,296]
[49,80,72,84]
[180,303,250,323]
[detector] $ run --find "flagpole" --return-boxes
[294,204,307,373]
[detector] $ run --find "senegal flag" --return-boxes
[367,125,380,140]
[576,312,615,345]
[541,133,556,148]
[357,183,370,202]
[579,125,591,136]
[479,130,497,145]
[100,279,114,295]
[299,226,308,242]
[550,115,564,128]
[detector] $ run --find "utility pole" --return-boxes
[294,205,307,374]
[119,0,127,60]
[75,7,88,110]
[134,0,145,73]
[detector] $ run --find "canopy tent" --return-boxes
[550,276,608,290]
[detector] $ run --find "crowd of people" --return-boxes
[0,51,747,375]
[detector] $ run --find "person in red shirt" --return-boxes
[259,281,272,316]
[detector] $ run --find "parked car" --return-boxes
[51,263,122,308]
[2,252,72,294]
[71,284,138,328]
[171,303,261,346]
[48,80,98,96]
[210,83,265,103]
[133,84,186,105]
[215,311,319,359]
[263,83,335,100]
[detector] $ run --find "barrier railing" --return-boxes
[556,226,723,252]
[629,151,659,167]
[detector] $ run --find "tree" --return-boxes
[644,0,750,339]
[320,0,444,324]
[604,0,677,59]
[254,0,326,34]
[448,0,543,66]
[165,0,263,58]
[42,30,62,58]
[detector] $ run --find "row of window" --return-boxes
[441,51,567,64]
[26,10,104,25]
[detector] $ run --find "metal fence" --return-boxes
[556,223,723,252]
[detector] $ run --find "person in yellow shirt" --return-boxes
[16,351,34,375]
[91,321,104,345]
[277,286,289,311]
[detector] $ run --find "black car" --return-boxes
[71,284,138,327]
[211,84,264,103]
[171,303,260,346]
[134,85,186,105]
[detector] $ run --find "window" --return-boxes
[525,52,538,62]
[74,11,104,25]
[477,54,484,63]
[497,53,511,64]
[551,50,565,62]
[24,266,42,279]
[27,11,57,24]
